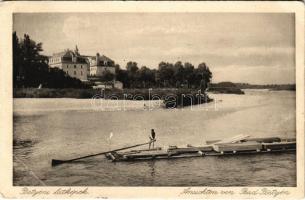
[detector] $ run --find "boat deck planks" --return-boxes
[105,137,296,162]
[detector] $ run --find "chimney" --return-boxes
[96,53,100,65]
[72,53,77,62]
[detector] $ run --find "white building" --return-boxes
[48,47,89,81]
[85,53,115,76]
[92,81,123,90]
[49,47,117,82]
[114,81,123,89]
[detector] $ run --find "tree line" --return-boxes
[13,32,212,90]
[112,61,212,90]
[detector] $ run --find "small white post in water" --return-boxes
[108,132,113,151]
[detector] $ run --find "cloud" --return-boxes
[62,16,100,47]
[127,26,196,35]
[232,46,294,57]
[148,45,294,58]
[62,16,92,35]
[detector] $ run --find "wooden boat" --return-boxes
[105,136,296,162]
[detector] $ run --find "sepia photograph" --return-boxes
[12,12,297,187]
[0,1,304,199]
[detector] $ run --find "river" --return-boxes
[13,89,296,186]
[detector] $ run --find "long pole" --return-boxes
[51,140,156,166]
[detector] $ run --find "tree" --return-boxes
[197,62,212,90]
[183,62,195,88]
[126,61,139,73]
[13,32,22,87]
[17,33,49,87]
[115,66,129,88]
[126,61,139,87]
[139,66,155,88]
[173,61,184,87]
[158,62,174,87]
[100,70,115,82]
[114,64,121,74]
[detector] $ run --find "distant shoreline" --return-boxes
[233,83,296,91]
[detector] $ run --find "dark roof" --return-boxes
[99,55,114,63]
[51,50,114,65]
[52,51,66,57]
[53,49,82,57]
[83,55,114,63]
[51,50,88,64]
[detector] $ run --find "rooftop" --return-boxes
[50,46,115,65]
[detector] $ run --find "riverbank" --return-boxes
[13,88,185,99]
[209,82,245,94]
[14,88,97,99]
[13,86,244,99]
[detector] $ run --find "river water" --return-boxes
[13,89,296,186]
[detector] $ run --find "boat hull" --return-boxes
[105,137,296,162]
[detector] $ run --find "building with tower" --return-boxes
[48,46,116,82]
[48,46,89,81]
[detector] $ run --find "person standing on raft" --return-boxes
[149,129,156,149]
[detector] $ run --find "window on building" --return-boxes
[67,65,69,68]
[81,65,82,69]
[67,71,69,75]
[74,65,76,68]
[81,71,83,76]
[74,71,76,75]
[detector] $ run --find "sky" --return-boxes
[13,13,295,84]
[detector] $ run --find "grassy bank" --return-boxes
[13,88,200,99]
[13,88,98,99]
[209,82,245,94]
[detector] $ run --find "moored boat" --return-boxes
[105,136,296,162]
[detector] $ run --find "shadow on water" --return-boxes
[13,114,45,122]
[148,160,156,177]
[13,139,38,159]
[13,139,37,149]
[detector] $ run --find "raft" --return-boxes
[105,136,296,162]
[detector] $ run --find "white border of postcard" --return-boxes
[0,1,304,199]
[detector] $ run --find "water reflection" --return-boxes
[148,160,156,177]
